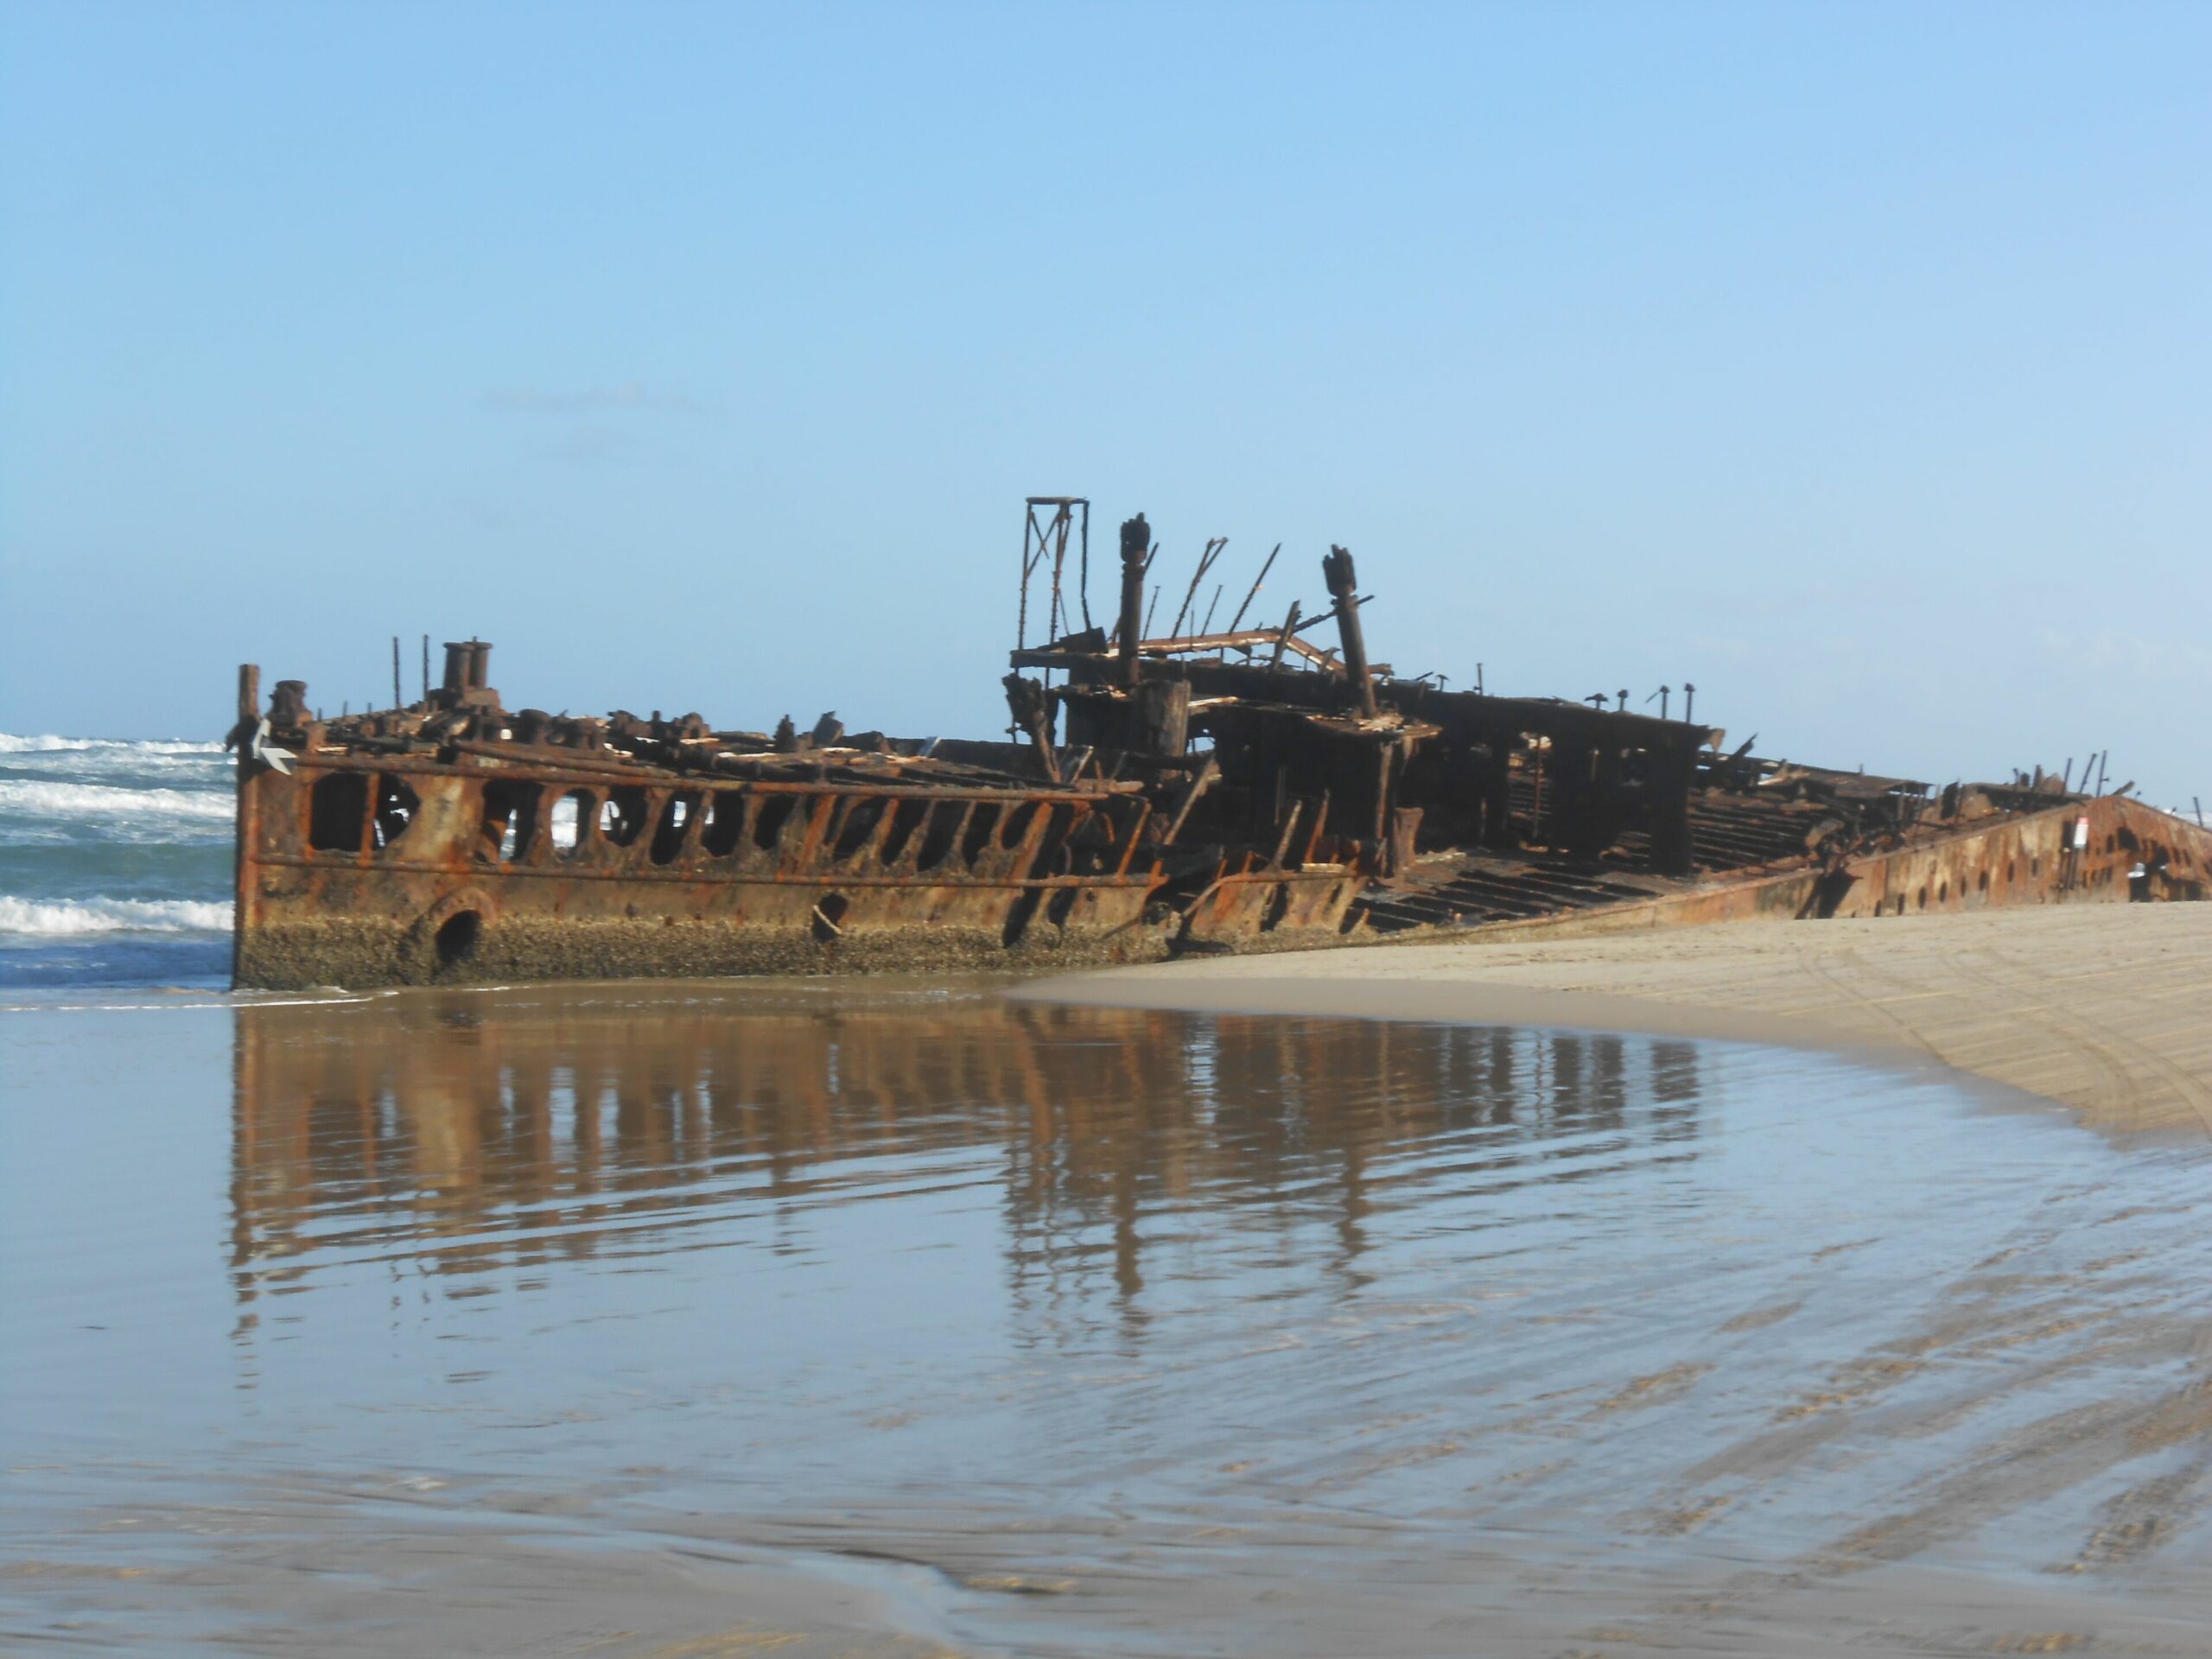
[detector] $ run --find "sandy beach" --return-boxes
[1031,903,2212,1138]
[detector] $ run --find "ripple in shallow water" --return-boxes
[6,983,2211,1656]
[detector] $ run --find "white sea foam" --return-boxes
[0,895,233,936]
[0,779,234,824]
[0,734,225,755]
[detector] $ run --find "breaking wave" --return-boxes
[0,895,233,937]
[0,779,235,824]
[0,734,224,755]
[2,732,238,988]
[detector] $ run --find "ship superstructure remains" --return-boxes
[226,499,2210,988]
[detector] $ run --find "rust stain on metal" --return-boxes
[225,504,2212,989]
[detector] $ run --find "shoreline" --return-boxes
[1022,903,2212,1139]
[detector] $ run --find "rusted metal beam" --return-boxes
[1224,543,1281,635]
[1116,512,1147,690]
[1321,546,1377,719]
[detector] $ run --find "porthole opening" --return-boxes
[702,791,747,857]
[753,795,798,852]
[551,789,593,855]
[308,772,370,852]
[651,792,700,866]
[374,777,421,850]
[434,910,481,973]
[600,787,647,848]
[480,779,540,862]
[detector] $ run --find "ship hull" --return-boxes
[232,754,1364,989]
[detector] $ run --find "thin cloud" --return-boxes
[483,382,717,416]
[2039,626,2212,686]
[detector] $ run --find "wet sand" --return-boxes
[9,970,2212,1656]
[1036,904,2212,1136]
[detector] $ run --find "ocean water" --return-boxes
[0,734,235,992]
[7,986,2211,1656]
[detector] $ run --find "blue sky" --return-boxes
[3,3,2206,806]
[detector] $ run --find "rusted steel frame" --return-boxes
[1116,513,1148,688]
[1154,754,1219,847]
[1431,796,2204,940]
[281,754,1117,805]
[232,665,261,987]
[1110,798,1154,876]
[267,772,1154,887]
[1373,683,1714,746]
[1166,537,1228,643]
[1197,583,1224,637]
[1297,792,1332,864]
[1076,502,1091,631]
[1010,626,1342,670]
[1150,629,1339,668]
[1181,858,1354,927]
[249,852,1155,892]
[791,792,836,872]
[447,740,690,780]
[995,791,1062,879]
[1224,543,1281,635]
[1019,502,1046,651]
[1321,546,1377,719]
[1046,505,1075,640]
[1020,497,1090,645]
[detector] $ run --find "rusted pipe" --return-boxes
[1117,512,1148,690]
[1321,546,1377,719]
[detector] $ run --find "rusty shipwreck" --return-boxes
[226,499,2212,990]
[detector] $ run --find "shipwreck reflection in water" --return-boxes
[227,987,1703,1338]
